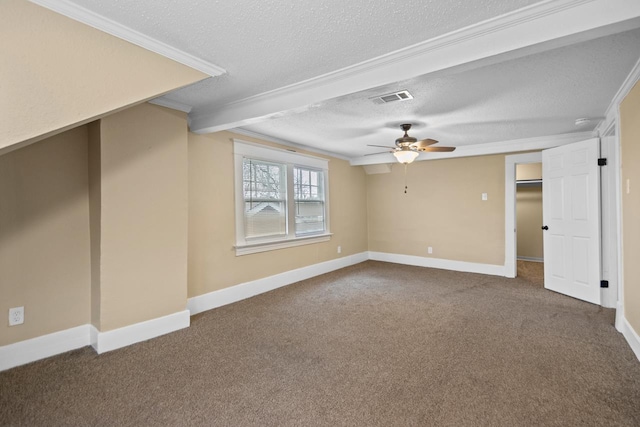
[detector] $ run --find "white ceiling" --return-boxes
[63,0,540,107]
[241,27,640,159]
[33,0,640,163]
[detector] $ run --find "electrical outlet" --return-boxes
[9,306,24,326]
[428,246,433,254]
[337,245,342,254]
[482,193,488,201]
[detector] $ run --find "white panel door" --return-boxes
[542,138,600,304]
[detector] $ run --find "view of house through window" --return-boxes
[243,159,287,239]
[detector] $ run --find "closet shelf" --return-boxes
[516,179,542,187]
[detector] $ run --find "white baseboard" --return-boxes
[0,310,192,371]
[0,251,508,371]
[91,310,190,354]
[621,316,640,363]
[368,251,506,277]
[615,302,624,332]
[0,325,90,371]
[188,252,369,315]
[5,254,632,370]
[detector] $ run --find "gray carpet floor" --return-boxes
[1,261,639,426]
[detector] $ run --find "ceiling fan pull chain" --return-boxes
[404,163,408,194]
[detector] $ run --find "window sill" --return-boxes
[235,233,333,256]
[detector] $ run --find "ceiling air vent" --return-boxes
[370,90,413,105]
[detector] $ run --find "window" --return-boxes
[294,167,325,235]
[243,159,286,240]
[234,140,330,255]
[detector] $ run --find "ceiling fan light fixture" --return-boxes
[393,149,419,164]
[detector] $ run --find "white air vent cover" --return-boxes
[371,90,413,104]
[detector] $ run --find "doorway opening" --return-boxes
[504,152,542,279]
[506,139,614,307]
[516,162,544,286]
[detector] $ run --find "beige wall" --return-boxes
[621,81,640,332]
[367,155,505,265]
[1,0,207,155]
[0,127,91,346]
[516,163,542,181]
[516,186,543,259]
[96,104,189,331]
[187,131,368,297]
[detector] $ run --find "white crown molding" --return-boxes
[91,310,190,354]
[190,0,640,134]
[29,0,226,77]
[368,252,506,277]
[230,129,351,161]
[349,132,592,166]
[188,252,369,315]
[0,325,90,371]
[595,56,640,136]
[148,97,193,114]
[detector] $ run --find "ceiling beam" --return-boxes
[190,0,640,134]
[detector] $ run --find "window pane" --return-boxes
[243,159,286,239]
[294,166,325,235]
[244,201,286,238]
[294,201,325,234]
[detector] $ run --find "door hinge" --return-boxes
[600,280,609,288]
[598,158,607,166]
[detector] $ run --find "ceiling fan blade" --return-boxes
[418,146,456,152]
[412,138,439,149]
[364,150,393,156]
[367,144,397,149]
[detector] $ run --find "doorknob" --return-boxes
[542,225,549,230]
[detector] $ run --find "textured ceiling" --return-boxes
[240,28,640,158]
[68,0,540,108]
[41,0,640,162]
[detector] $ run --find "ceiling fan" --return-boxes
[367,123,456,164]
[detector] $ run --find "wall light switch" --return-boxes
[627,178,631,194]
[482,193,488,201]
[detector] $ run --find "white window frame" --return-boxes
[233,139,331,256]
